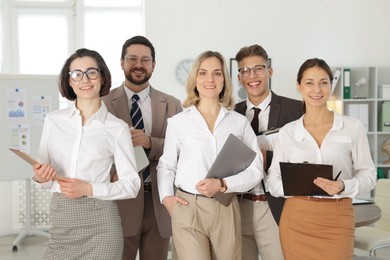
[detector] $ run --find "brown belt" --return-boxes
[296,196,350,202]
[144,182,152,192]
[241,193,267,202]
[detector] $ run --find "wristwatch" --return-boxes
[219,178,227,193]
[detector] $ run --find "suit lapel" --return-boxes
[150,87,167,137]
[268,91,281,129]
[112,86,133,126]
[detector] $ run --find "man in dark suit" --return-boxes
[102,36,182,260]
[234,44,303,260]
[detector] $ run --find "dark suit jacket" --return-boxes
[102,86,182,238]
[235,91,303,224]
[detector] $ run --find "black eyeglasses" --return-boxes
[238,65,267,78]
[68,68,100,82]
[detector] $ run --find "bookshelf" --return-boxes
[328,67,390,185]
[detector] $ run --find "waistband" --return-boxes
[178,188,209,198]
[144,182,151,192]
[239,193,267,202]
[294,196,351,203]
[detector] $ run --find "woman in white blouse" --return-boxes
[32,48,141,260]
[267,58,376,260]
[157,51,263,260]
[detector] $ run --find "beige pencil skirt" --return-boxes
[280,196,354,260]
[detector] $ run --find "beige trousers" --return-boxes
[239,199,284,260]
[172,189,241,260]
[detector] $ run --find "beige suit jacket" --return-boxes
[102,85,182,238]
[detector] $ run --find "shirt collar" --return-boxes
[245,91,272,111]
[294,112,342,142]
[123,83,151,102]
[67,100,108,124]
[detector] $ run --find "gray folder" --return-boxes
[280,162,333,196]
[206,134,257,206]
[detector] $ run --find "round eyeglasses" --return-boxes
[124,55,152,66]
[68,68,100,82]
[238,65,267,78]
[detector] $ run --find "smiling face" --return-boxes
[68,56,102,101]
[238,55,272,105]
[195,56,224,101]
[121,44,155,90]
[297,66,331,108]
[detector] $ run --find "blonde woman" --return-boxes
[157,51,263,260]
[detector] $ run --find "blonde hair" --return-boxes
[182,51,234,109]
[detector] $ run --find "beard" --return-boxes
[125,68,152,85]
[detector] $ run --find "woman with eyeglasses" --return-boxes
[32,48,141,260]
[267,58,376,259]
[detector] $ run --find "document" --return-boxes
[133,146,149,172]
[279,162,333,196]
[256,128,280,151]
[206,134,257,206]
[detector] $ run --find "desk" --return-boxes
[354,204,381,227]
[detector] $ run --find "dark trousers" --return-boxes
[122,191,170,260]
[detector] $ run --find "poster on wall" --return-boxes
[10,124,31,153]
[7,88,27,119]
[32,95,51,124]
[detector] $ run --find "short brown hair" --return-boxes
[182,51,234,109]
[235,44,269,64]
[59,48,112,101]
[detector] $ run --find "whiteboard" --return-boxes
[0,75,59,181]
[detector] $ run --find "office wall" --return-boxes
[145,0,390,101]
[1,0,390,231]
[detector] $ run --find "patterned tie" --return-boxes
[251,107,261,134]
[130,94,150,181]
[130,94,144,130]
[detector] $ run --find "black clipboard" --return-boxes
[206,134,257,206]
[280,162,333,196]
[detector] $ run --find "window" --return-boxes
[1,0,144,87]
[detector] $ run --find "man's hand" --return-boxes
[130,128,151,149]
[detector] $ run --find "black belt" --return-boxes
[178,188,209,198]
[144,182,151,192]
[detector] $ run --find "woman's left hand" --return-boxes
[313,177,344,196]
[195,178,221,197]
[57,178,93,198]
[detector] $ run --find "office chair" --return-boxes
[354,179,390,256]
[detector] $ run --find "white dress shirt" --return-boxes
[157,105,263,202]
[124,84,152,136]
[267,112,377,198]
[34,102,141,200]
[245,91,272,195]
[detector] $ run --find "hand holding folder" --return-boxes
[206,134,256,206]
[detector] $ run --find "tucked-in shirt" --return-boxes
[245,91,272,195]
[157,105,263,202]
[267,112,377,198]
[34,102,141,200]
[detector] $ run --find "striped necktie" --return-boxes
[130,94,144,130]
[130,94,150,182]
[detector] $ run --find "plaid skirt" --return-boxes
[43,193,123,260]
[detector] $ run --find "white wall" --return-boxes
[145,0,390,101]
[2,0,390,231]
